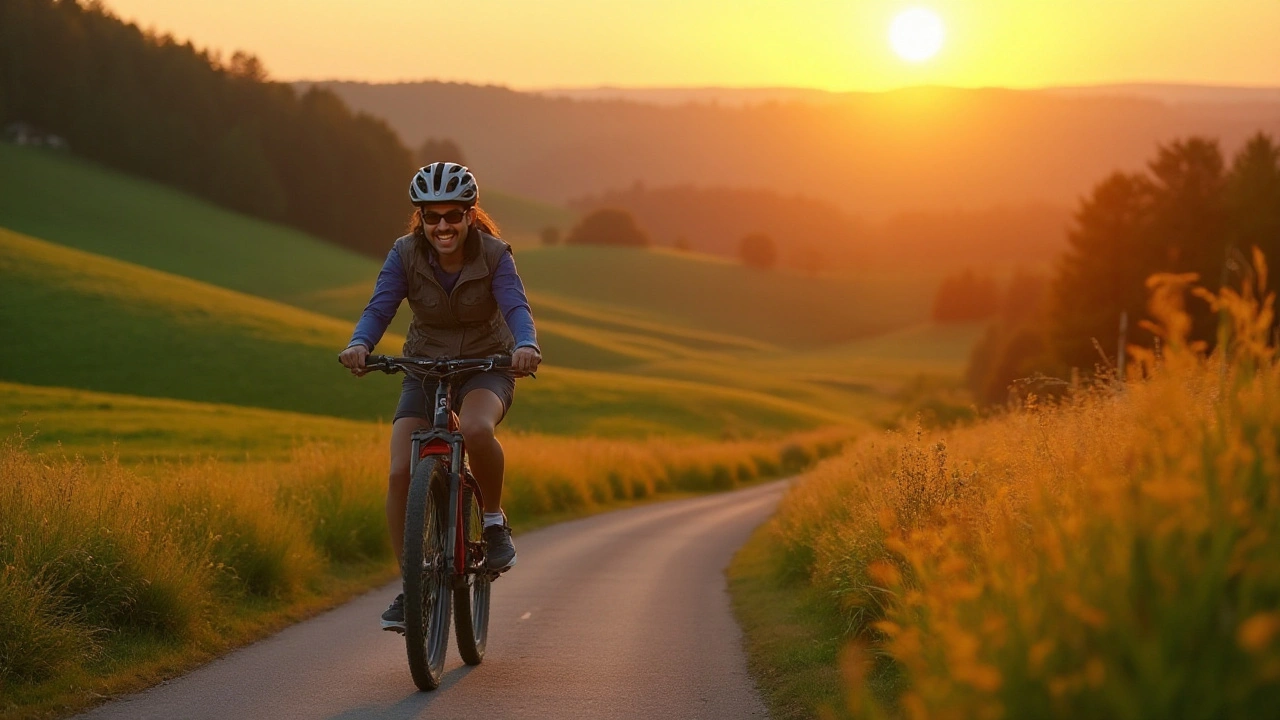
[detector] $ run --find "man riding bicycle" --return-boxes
[337,162,541,632]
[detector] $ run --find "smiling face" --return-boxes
[418,203,474,260]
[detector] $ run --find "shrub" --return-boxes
[565,208,649,247]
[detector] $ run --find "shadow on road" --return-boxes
[325,665,478,720]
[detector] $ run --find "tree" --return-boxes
[539,225,561,246]
[417,137,465,167]
[964,271,1052,405]
[1046,137,1266,371]
[565,208,649,247]
[0,0,415,259]
[1225,133,1280,286]
[739,232,777,269]
[1049,171,1156,370]
[227,51,268,82]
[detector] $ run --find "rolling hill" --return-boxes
[1,144,984,448]
[0,227,845,437]
[2,144,938,352]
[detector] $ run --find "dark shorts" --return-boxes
[393,370,516,423]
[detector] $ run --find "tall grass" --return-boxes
[0,427,846,689]
[770,252,1280,717]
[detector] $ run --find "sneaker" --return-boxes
[381,593,405,633]
[483,522,517,572]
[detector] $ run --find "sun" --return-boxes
[889,7,945,63]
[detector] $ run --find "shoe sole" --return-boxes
[381,620,406,634]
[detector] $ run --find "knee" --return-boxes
[459,416,496,445]
[388,461,411,491]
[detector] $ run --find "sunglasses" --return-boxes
[419,208,469,225]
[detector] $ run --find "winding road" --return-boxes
[77,481,786,720]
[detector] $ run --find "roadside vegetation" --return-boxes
[742,259,1280,717]
[0,423,847,716]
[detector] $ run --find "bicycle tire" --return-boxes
[453,477,491,665]
[403,458,452,691]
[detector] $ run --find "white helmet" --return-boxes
[409,162,478,205]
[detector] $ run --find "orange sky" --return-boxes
[100,0,1280,90]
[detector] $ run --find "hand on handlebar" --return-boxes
[338,344,371,376]
[512,346,541,377]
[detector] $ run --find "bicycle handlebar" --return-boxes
[359,354,513,377]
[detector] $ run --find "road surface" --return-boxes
[78,481,786,720]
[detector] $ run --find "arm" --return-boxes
[490,251,539,352]
[348,247,408,352]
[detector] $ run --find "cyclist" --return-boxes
[338,162,541,632]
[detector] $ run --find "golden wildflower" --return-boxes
[867,560,902,587]
[1028,638,1054,673]
[956,663,1003,693]
[1063,593,1107,629]
[1085,658,1106,688]
[1238,612,1280,653]
[873,620,902,638]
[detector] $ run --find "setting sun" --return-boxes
[889,7,945,63]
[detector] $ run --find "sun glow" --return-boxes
[889,7,945,63]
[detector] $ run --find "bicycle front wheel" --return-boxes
[403,458,452,691]
[454,478,491,665]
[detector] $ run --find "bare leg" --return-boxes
[388,416,430,569]
[457,389,507,514]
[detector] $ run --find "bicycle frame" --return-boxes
[408,373,487,579]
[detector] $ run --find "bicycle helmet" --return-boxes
[409,162,479,206]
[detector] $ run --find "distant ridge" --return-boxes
[1038,83,1280,106]
[525,83,1280,108]
[300,80,1280,219]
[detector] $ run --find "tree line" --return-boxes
[0,0,415,257]
[964,134,1280,405]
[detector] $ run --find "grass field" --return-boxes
[1,143,942,356]
[745,271,1280,716]
[0,229,847,438]
[1,144,976,441]
[0,382,380,463]
[514,247,938,348]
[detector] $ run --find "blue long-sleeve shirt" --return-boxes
[347,246,538,354]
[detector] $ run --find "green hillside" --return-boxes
[0,381,379,462]
[1,144,966,432]
[515,247,935,347]
[0,143,378,301]
[1,145,931,349]
[0,143,572,297]
[0,228,839,437]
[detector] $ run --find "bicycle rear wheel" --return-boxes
[403,458,452,691]
[454,478,491,665]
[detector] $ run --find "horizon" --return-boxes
[307,79,1280,93]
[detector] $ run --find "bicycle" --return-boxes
[362,354,515,691]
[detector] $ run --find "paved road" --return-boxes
[78,481,786,720]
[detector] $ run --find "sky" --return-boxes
[99,0,1280,91]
